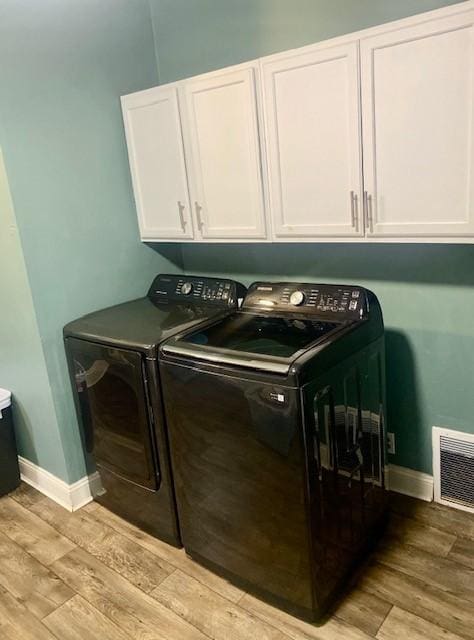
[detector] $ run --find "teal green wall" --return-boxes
[0,0,182,483]
[0,151,68,479]
[151,0,473,475]
[150,0,464,82]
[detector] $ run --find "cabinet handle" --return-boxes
[363,190,368,230]
[363,190,374,234]
[194,201,204,231]
[367,193,374,234]
[177,201,186,232]
[350,191,359,233]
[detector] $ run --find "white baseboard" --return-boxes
[388,463,434,502]
[18,456,433,510]
[69,471,104,510]
[18,456,102,512]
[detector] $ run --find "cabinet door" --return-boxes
[262,42,363,239]
[183,66,267,240]
[121,86,193,240]
[361,11,474,238]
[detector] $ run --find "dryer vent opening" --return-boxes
[433,426,474,514]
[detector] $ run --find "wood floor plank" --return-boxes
[28,497,174,593]
[0,496,75,565]
[386,512,456,557]
[7,485,474,640]
[375,539,474,601]
[82,500,100,513]
[51,547,207,640]
[238,591,374,640]
[90,501,244,603]
[10,483,47,509]
[153,570,292,640]
[0,531,73,619]
[43,594,132,640]
[377,605,464,640]
[390,493,474,540]
[152,569,369,640]
[0,584,58,640]
[359,562,474,640]
[333,588,392,637]
[448,537,474,569]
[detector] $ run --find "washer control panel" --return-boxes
[148,274,245,307]
[243,282,366,318]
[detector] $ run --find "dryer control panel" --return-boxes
[243,282,367,319]
[148,274,246,307]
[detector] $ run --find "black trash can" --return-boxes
[0,389,20,496]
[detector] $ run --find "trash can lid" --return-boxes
[0,389,11,412]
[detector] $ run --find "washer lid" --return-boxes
[162,311,346,375]
[0,389,11,413]
[181,312,340,359]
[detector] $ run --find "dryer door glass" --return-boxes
[66,338,158,490]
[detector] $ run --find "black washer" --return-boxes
[160,280,388,615]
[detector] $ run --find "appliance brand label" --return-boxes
[269,391,286,404]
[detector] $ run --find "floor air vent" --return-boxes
[433,427,474,514]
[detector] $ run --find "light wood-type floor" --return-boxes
[0,484,473,640]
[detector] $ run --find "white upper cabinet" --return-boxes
[360,10,474,238]
[121,2,474,243]
[121,86,193,240]
[262,42,363,239]
[182,65,268,240]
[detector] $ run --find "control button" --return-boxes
[181,282,193,295]
[352,290,360,298]
[349,300,358,310]
[290,291,305,306]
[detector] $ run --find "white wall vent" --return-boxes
[433,426,474,514]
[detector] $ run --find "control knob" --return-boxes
[290,290,305,306]
[181,282,193,295]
